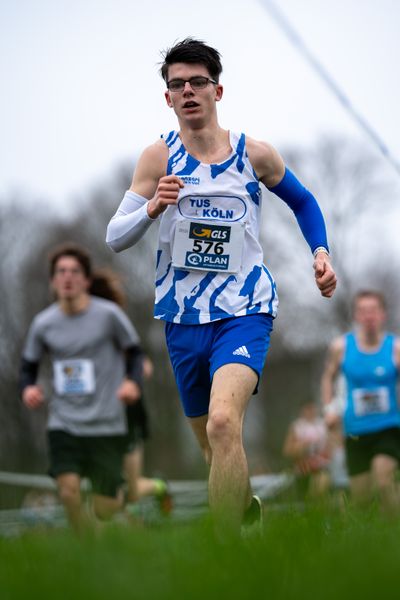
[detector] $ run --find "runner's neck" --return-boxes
[59,294,91,316]
[178,126,231,164]
[357,329,384,351]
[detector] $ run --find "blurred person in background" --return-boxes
[19,243,144,532]
[322,381,349,508]
[90,269,173,517]
[321,290,400,515]
[283,401,331,501]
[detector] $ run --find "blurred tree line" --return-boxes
[1,137,399,506]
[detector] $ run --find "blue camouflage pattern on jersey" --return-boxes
[153,130,279,324]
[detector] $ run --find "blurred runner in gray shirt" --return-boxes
[20,243,143,532]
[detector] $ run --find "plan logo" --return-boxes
[185,252,229,270]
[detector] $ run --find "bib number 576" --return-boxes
[193,240,224,255]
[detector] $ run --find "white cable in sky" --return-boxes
[258,0,400,177]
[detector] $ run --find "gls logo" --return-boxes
[189,223,231,242]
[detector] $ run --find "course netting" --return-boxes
[0,470,293,537]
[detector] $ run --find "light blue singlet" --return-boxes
[342,332,399,436]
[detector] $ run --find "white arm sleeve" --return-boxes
[106,191,157,252]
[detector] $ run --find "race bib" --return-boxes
[172,219,245,273]
[53,359,96,396]
[353,387,390,416]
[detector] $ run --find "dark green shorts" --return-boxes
[125,397,150,452]
[48,430,126,497]
[345,427,400,476]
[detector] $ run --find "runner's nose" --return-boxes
[183,81,194,94]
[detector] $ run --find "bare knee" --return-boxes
[58,483,81,509]
[372,454,398,490]
[93,495,122,520]
[188,414,212,466]
[199,443,212,466]
[206,409,240,449]
[350,472,371,506]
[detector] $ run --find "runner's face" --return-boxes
[51,256,90,301]
[354,297,386,334]
[164,63,223,126]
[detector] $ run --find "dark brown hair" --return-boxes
[49,243,92,279]
[89,268,127,308]
[160,37,222,83]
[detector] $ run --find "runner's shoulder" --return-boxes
[245,136,284,185]
[90,295,125,317]
[140,139,169,164]
[135,139,169,178]
[28,303,61,333]
[329,335,346,358]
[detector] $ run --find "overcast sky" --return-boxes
[1,0,399,211]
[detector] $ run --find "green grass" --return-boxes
[1,508,400,600]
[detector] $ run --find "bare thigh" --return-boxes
[210,363,257,419]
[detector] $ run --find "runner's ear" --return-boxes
[215,84,223,102]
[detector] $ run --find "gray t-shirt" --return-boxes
[22,296,140,436]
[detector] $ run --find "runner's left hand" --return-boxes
[313,253,337,298]
[117,379,142,404]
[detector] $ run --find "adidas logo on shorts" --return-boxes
[233,345,251,358]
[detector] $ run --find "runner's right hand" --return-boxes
[22,385,45,409]
[147,175,184,219]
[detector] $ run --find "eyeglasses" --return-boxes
[167,76,217,92]
[54,267,84,276]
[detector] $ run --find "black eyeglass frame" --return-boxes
[167,76,218,92]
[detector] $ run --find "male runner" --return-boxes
[20,243,143,531]
[89,269,173,516]
[106,38,336,535]
[321,291,400,514]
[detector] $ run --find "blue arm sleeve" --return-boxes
[267,167,329,254]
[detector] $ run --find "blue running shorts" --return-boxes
[165,313,274,418]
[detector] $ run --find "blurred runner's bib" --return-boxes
[172,219,245,273]
[353,387,390,416]
[54,359,95,396]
